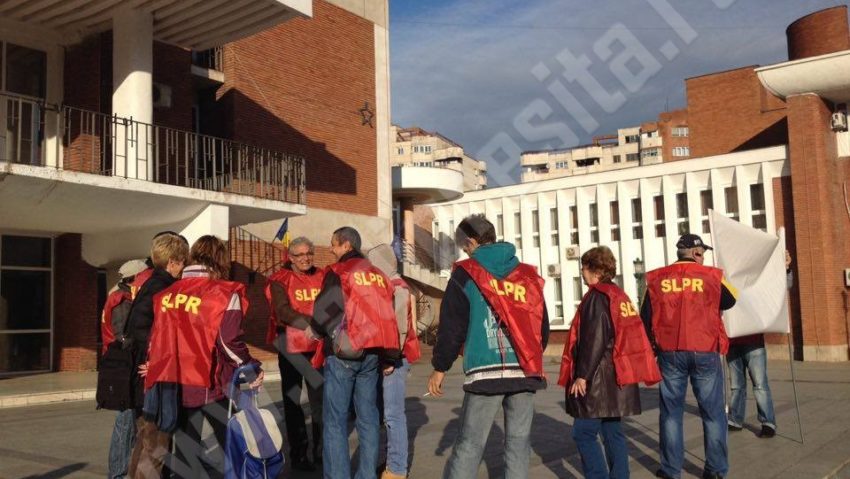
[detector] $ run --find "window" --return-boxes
[412,145,433,154]
[641,148,660,159]
[532,210,540,248]
[725,186,739,221]
[626,153,640,162]
[396,147,404,155]
[676,193,689,235]
[672,147,690,157]
[750,183,767,231]
[631,198,643,239]
[613,155,622,163]
[610,201,620,241]
[496,214,504,240]
[653,195,666,237]
[700,190,713,233]
[555,161,568,169]
[589,203,599,243]
[575,158,600,167]
[572,277,584,307]
[672,126,689,137]
[514,212,522,249]
[569,206,579,244]
[641,130,658,139]
[550,208,559,247]
[553,277,564,325]
[0,235,53,374]
[625,134,640,144]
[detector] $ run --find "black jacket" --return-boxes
[126,267,177,408]
[565,288,641,419]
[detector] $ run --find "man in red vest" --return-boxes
[427,214,549,479]
[265,236,325,471]
[367,243,421,479]
[101,259,148,354]
[641,233,738,479]
[312,226,400,479]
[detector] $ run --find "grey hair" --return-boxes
[677,248,692,260]
[288,236,314,254]
[332,226,362,251]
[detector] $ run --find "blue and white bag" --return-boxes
[224,365,284,479]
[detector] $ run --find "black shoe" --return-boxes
[702,472,724,479]
[758,424,776,438]
[656,470,675,479]
[727,423,743,431]
[292,455,316,472]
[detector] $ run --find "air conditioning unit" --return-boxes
[547,264,561,277]
[565,245,580,260]
[153,83,172,109]
[831,112,848,132]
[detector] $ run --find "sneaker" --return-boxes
[727,423,743,432]
[758,424,776,438]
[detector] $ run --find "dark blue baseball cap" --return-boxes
[676,233,713,250]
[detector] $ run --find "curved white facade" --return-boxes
[392,165,465,203]
[756,50,850,103]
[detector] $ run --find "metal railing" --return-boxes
[399,237,443,274]
[229,226,288,277]
[0,93,306,204]
[192,47,224,71]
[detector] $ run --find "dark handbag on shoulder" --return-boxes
[96,341,135,411]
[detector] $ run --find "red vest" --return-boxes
[101,289,131,354]
[391,277,421,364]
[646,262,729,354]
[264,267,326,353]
[146,278,248,389]
[330,257,400,351]
[455,258,546,378]
[130,268,153,300]
[557,283,661,387]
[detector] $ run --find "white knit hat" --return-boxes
[119,259,148,279]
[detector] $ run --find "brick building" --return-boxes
[430,6,850,361]
[0,0,393,374]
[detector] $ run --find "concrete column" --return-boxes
[786,93,849,361]
[112,7,153,181]
[400,197,415,247]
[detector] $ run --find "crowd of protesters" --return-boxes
[96,213,785,479]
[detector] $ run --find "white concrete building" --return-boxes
[432,145,787,329]
[392,125,487,192]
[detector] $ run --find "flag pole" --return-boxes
[787,334,804,444]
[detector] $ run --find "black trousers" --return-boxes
[170,399,229,479]
[278,350,324,459]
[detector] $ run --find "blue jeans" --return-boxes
[382,358,410,476]
[572,418,629,479]
[323,354,380,479]
[443,391,534,479]
[108,409,137,478]
[658,351,727,478]
[727,344,776,429]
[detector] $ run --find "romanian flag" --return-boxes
[275,218,291,262]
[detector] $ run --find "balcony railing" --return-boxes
[192,47,224,71]
[0,93,305,204]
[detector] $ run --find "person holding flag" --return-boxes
[427,214,549,479]
[265,236,326,471]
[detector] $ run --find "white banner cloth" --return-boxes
[709,210,790,337]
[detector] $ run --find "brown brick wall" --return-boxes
[152,42,194,131]
[54,234,99,371]
[221,0,378,216]
[787,6,850,61]
[686,67,788,159]
[658,108,689,162]
[786,93,849,356]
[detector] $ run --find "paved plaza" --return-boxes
[1,352,849,478]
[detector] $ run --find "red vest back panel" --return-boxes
[330,257,399,351]
[558,283,660,387]
[101,289,131,354]
[646,262,728,354]
[146,278,247,389]
[456,259,546,378]
[130,268,153,300]
[265,267,326,353]
[391,277,421,364]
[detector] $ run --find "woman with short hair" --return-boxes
[558,246,660,479]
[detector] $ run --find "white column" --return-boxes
[180,204,230,245]
[112,7,153,181]
[374,18,392,234]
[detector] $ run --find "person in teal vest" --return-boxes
[428,214,549,479]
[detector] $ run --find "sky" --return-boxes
[389,0,846,186]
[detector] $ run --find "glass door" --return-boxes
[0,235,53,375]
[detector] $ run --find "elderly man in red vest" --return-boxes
[265,236,326,471]
[311,226,400,479]
[641,234,737,479]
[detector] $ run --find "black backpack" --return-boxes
[96,340,135,410]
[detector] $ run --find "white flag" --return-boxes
[709,210,790,337]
